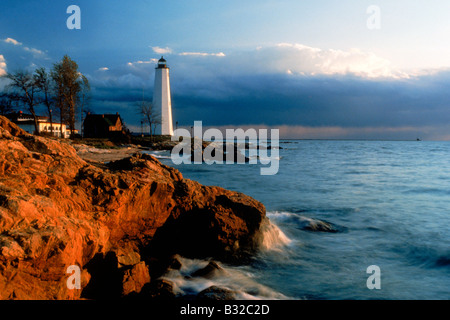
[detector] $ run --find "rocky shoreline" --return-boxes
[0,116,267,300]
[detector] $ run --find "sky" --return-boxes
[1,0,450,140]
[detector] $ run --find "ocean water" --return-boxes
[146,140,450,300]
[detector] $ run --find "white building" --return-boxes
[6,111,74,138]
[153,56,174,136]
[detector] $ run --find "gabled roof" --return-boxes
[83,113,121,127]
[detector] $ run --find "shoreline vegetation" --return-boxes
[0,116,268,300]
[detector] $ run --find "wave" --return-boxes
[144,150,190,161]
[402,245,450,270]
[259,219,292,252]
[150,155,173,160]
[267,211,346,233]
[160,256,288,300]
[146,150,167,153]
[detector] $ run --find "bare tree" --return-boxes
[138,100,161,139]
[79,75,90,137]
[34,67,54,136]
[3,71,41,134]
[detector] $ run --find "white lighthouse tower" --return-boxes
[153,56,173,136]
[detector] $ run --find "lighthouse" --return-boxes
[153,56,173,136]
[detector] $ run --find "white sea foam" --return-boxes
[150,154,173,159]
[145,150,186,160]
[267,211,296,220]
[259,219,292,252]
[161,256,288,300]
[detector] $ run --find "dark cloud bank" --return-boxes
[90,66,450,140]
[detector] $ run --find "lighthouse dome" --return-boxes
[157,56,167,68]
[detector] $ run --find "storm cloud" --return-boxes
[85,44,450,140]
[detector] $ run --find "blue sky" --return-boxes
[2,0,450,139]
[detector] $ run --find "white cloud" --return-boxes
[179,52,226,57]
[24,47,43,55]
[127,58,158,67]
[3,38,22,46]
[23,47,45,56]
[0,55,6,76]
[136,59,158,64]
[152,46,173,54]
[2,37,46,59]
[171,43,408,81]
[259,43,408,79]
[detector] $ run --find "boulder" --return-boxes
[298,217,342,233]
[167,254,183,271]
[197,286,237,300]
[191,261,224,279]
[148,183,266,261]
[139,279,176,299]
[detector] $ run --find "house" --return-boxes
[83,112,124,138]
[5,111,73,138]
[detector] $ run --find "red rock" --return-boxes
[121,262,150,296]
[0,115,266,299]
